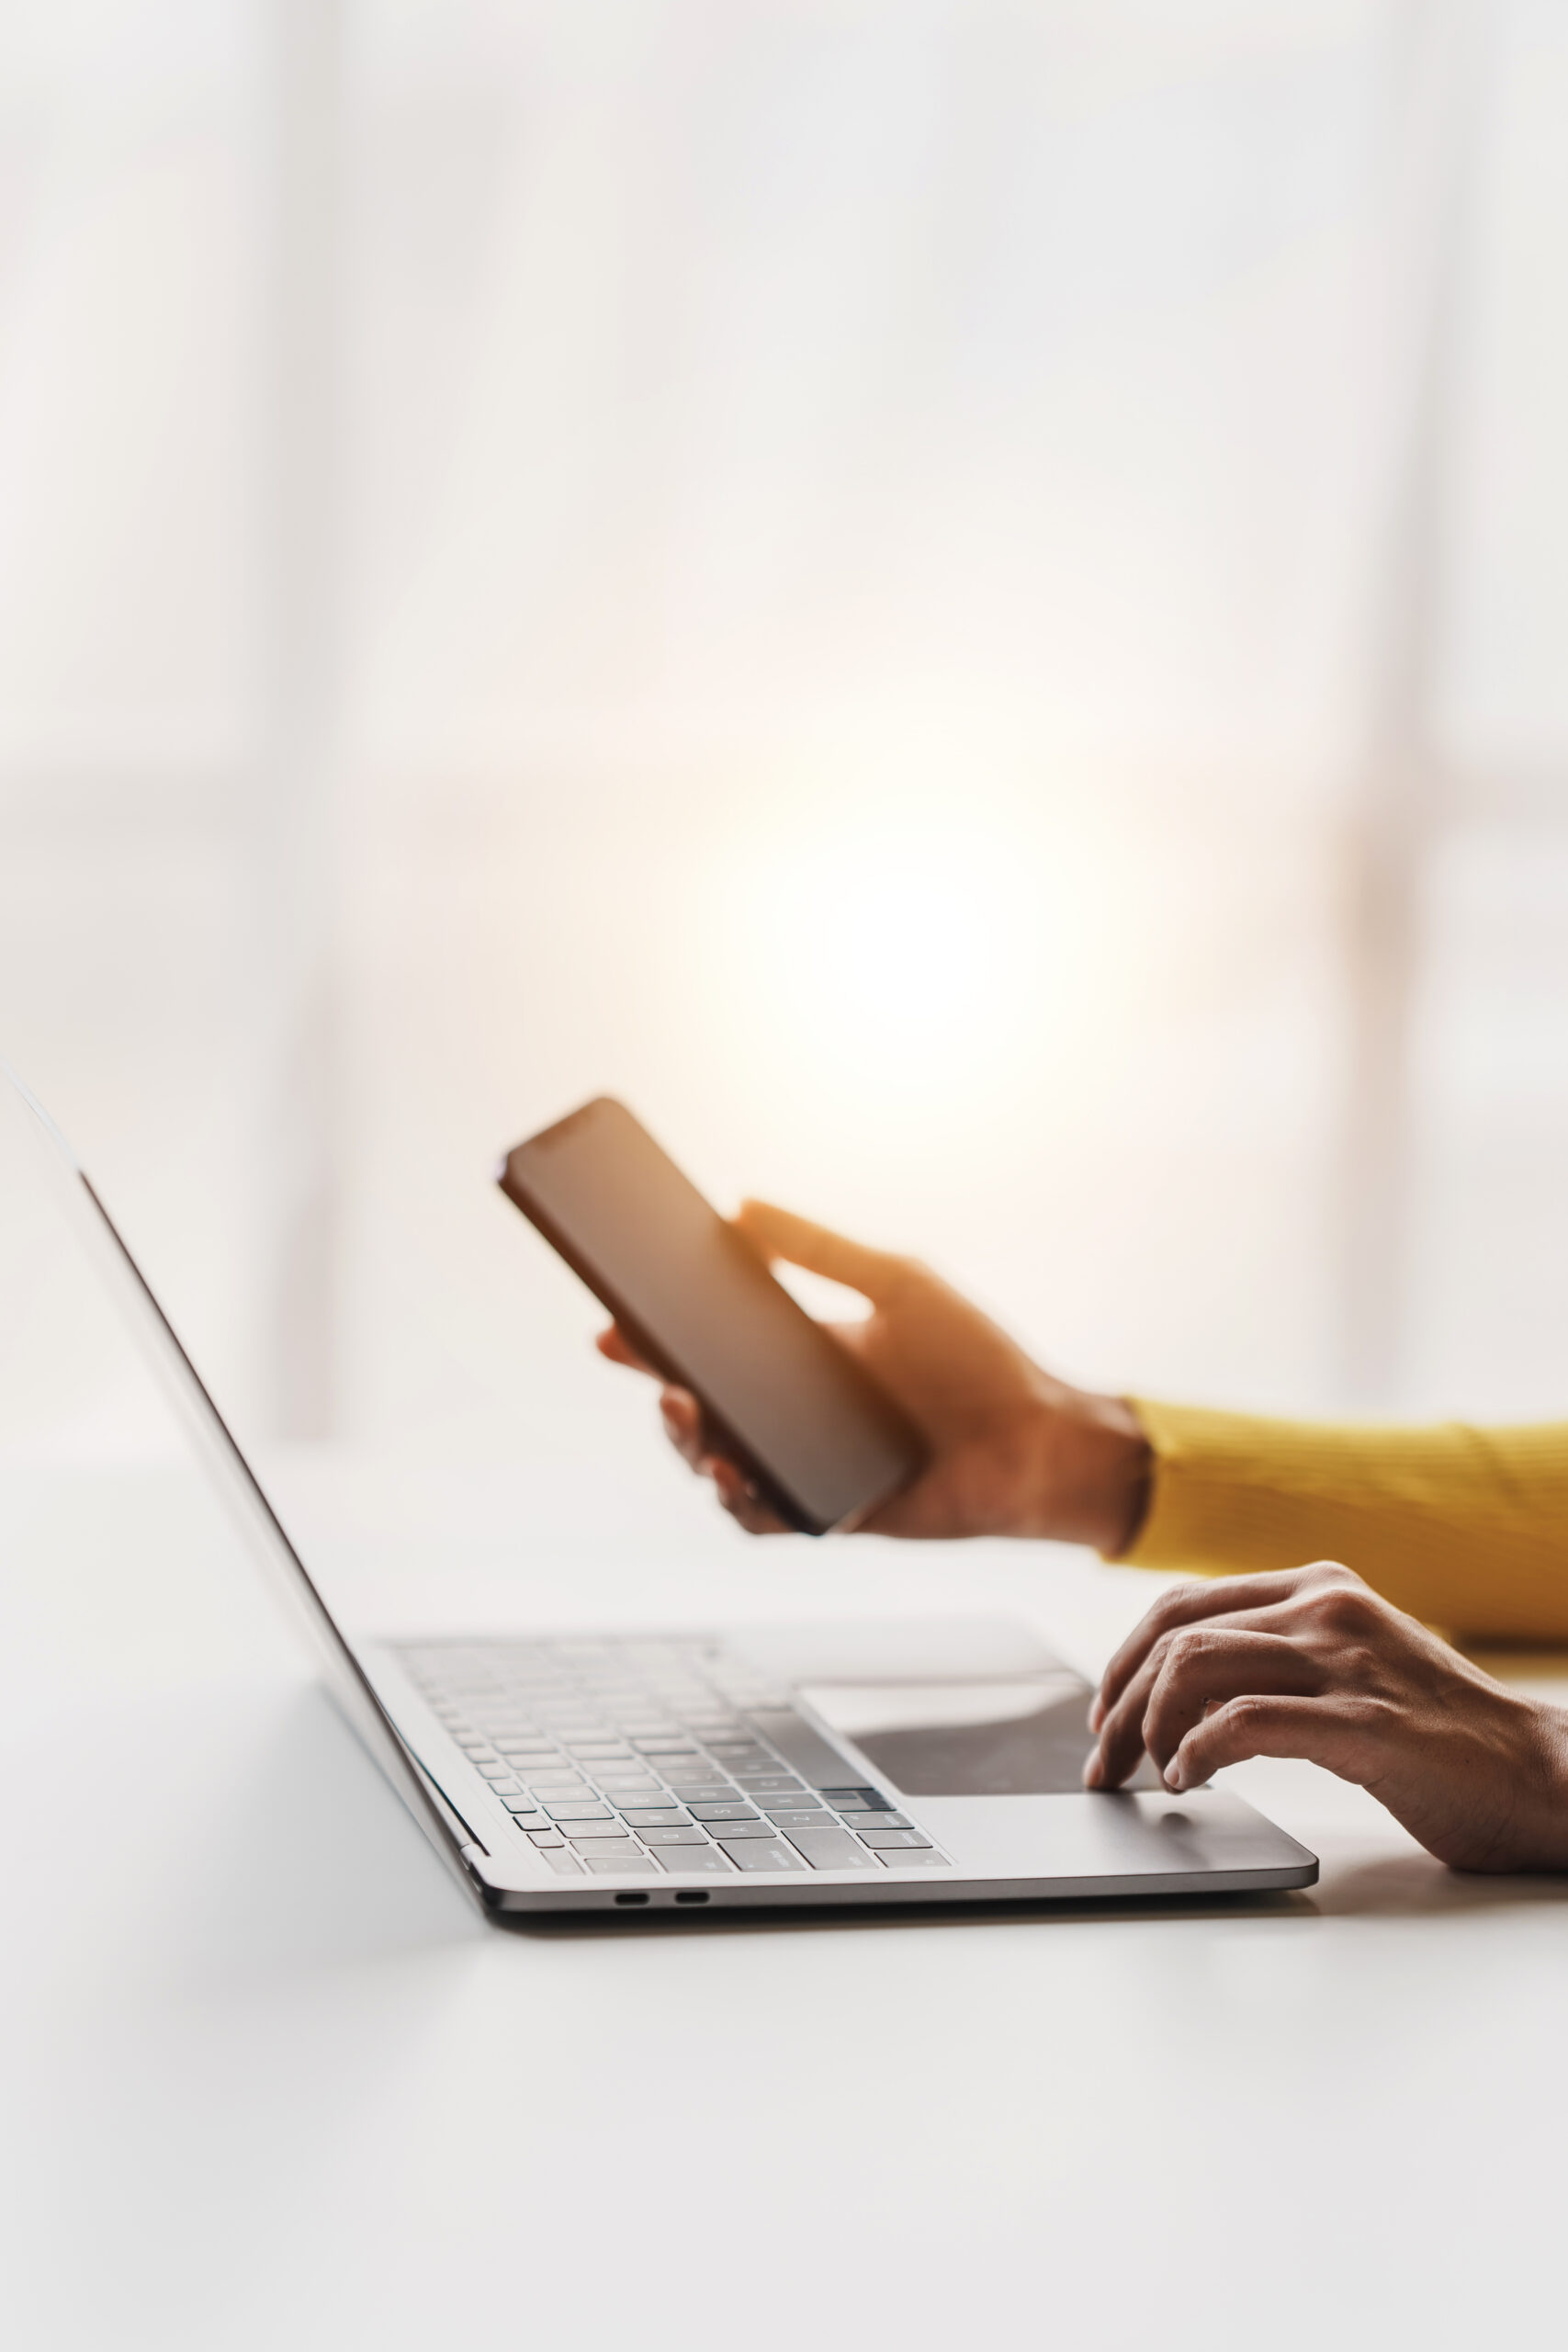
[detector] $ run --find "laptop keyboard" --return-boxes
[399,1636,949,1879]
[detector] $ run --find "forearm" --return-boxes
[1111,1402,1568,1642]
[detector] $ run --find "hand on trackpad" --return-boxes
[800,1677,1160,1795]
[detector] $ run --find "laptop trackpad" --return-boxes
[799,1675,1156,1796]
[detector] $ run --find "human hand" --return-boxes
[1084,1559,1568,1871]
[595,1199,1149,1547]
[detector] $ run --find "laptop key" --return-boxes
[856,1827,933,1850]
[708,1819,775,1838]
[761,1809,829,1827]
[717,1838,812,1873]
[614,1809,688,1828]
[667,1786,734,1804]
[583,1855,660,1875]
[782,1823,876,1870]
[533,1846,585,1874]
[686,1804,757,1823]
[822,1788,893,1811]
[545,1803,614,1821]
[874,1849,949,1869]
[657,1845,737,1875]
[637,1826,711,1846]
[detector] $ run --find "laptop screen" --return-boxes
[3,1062,482,1884]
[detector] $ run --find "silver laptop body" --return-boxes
[12,1069,1316,1917]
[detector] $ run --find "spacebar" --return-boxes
[748,1710,858,1789]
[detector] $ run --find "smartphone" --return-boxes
[496,1097,929,1535]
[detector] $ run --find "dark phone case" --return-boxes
[496,1110,928,1537]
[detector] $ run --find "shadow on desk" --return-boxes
[499,1889,1322,1943]
[505,1858,1568,1943]
[1303,1853,1568,1919]
[199,1685,1568,1962]
[154,1682,486,1984]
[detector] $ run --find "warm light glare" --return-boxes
[723,799,1077,1115]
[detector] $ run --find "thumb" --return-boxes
[735,1200,904,1301]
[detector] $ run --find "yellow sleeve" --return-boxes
[1117,1400,1568,1642]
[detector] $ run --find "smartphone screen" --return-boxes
[497,1097,927,1534]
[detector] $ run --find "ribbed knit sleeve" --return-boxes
[1117,1401,1568,1641]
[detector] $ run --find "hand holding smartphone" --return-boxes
[497,1098,929,1534]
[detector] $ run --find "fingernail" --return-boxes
[1082,1751,1103,1790]
[1164,1759,1183,1789]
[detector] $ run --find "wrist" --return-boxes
[1021,1386,1152,1554]
[1436,1687,1568,1873]
[1510,1698,1568,1871]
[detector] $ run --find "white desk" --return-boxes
[4,1451,1565,2352]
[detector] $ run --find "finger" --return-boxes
[1165,1693,1370,1791]
[657,1391,787,1532]
[1089,1567,1331,1734]
[735,1200,908,1303]
[659,1388,707,1471]
[709,1455,790,1536]
[596,1324,654,1374]
[1088,1629,1324,1789]
[1089,1598,1305,1748]
[1141,1631,1324,1777]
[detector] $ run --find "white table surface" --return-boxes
[5,1447,1566,2352]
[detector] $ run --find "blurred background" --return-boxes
[3,0,1567,1490]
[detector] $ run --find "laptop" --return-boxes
[10,1069,1317,1916]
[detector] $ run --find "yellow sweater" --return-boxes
[1120,1401,1568,1643]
